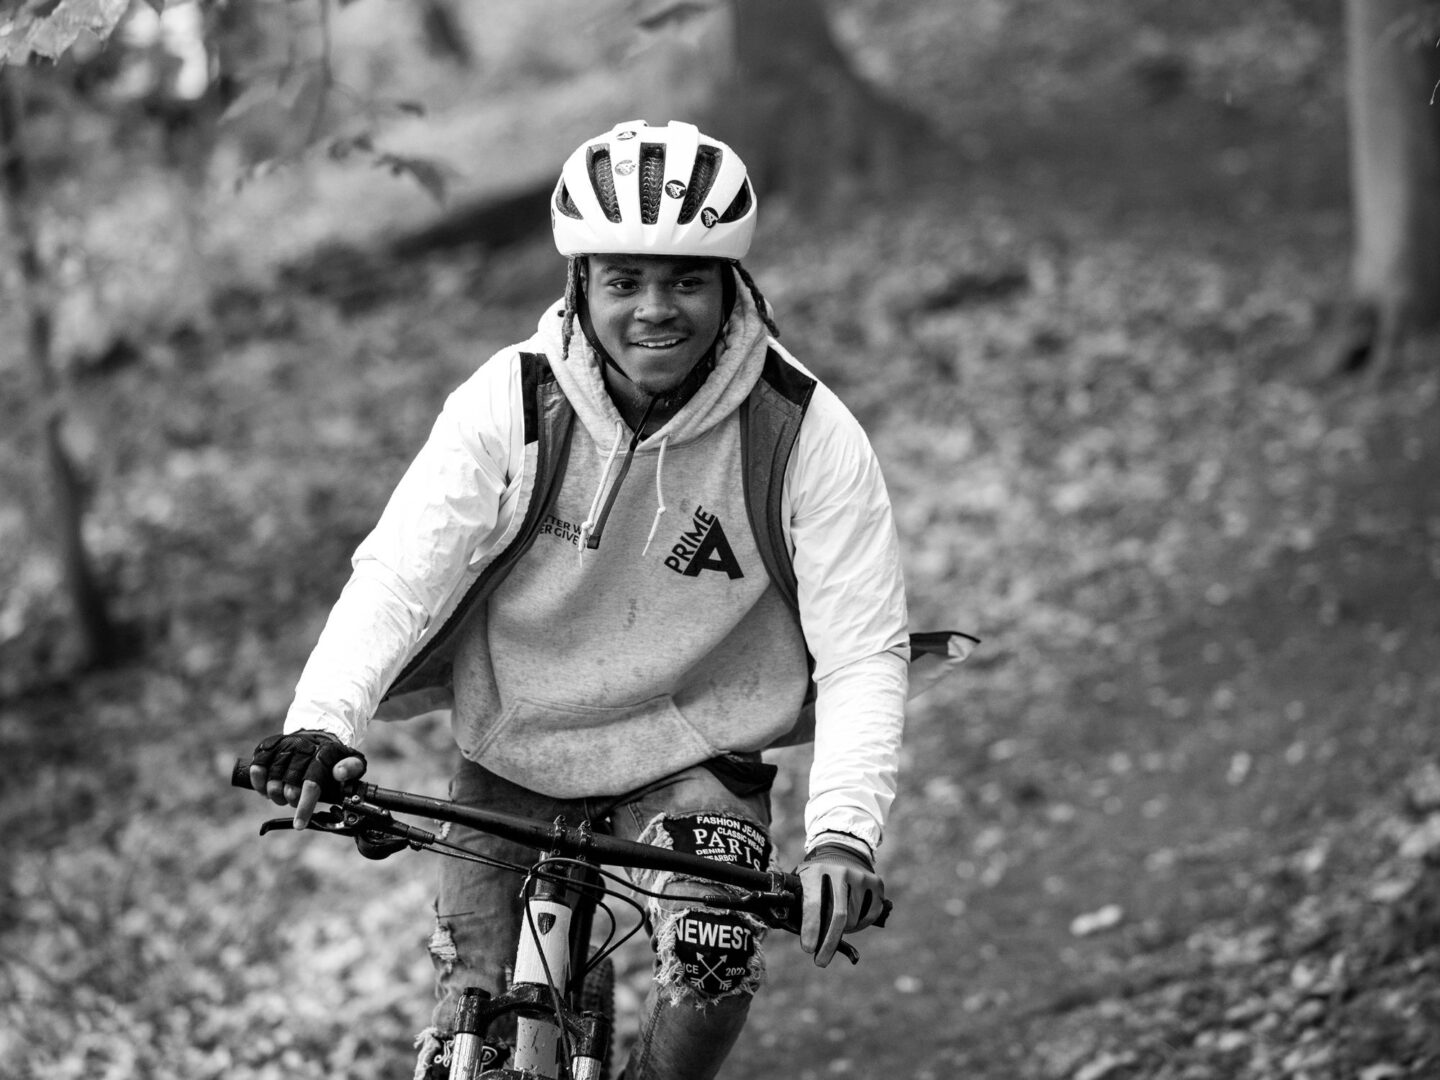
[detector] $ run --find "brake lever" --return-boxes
[258,808,356,836]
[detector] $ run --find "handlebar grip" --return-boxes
[781,873,896,927]
[231,757,256,790]
[230,754,361,804]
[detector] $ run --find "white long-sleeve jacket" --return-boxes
[284,282,910,855]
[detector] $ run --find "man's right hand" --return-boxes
[248,730,367,830]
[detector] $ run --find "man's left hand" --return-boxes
[798,844,884,967]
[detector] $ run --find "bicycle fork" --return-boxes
[447,855,610,1079]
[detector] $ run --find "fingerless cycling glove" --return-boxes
[251,730,365,802]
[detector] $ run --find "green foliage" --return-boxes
[1,0,454,200]
[0,0,131,64]
[223,59,450,203]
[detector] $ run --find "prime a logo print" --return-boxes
[664,504,744,579]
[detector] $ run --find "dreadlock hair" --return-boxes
[559,256,780,365]
[560,255,585,363]
[734,261,781,340]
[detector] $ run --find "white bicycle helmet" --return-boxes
[551,120,757,259]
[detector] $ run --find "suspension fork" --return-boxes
[447,834,611,1079]
[510,850,606,1076]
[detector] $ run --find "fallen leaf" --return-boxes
[1070,904,1124,937]
[1074,1051,1137,1080]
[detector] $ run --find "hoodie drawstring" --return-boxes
[576,422,624,558]
[578,397,660,556]
[641,435,670,556]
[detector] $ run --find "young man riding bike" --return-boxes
[247,119,910,1080]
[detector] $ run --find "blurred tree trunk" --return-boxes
[0,68,120,669]
[713,0,939,197]
[1339,0,1440,373]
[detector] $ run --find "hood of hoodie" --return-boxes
[530,265,771,453]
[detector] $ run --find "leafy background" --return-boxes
[3,1,1440,1078]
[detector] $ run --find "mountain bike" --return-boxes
[229,760,891,1080]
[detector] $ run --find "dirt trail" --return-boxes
[729,352,1440,1079]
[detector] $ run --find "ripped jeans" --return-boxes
[422,756,773,1080]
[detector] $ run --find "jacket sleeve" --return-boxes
[283,354,524,745]
[783,381,910,856]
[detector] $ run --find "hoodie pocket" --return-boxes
[467,693,723,794]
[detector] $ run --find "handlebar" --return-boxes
[231,758,891,955]
[230,758,793,889]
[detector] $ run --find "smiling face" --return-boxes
[583,254,726,399]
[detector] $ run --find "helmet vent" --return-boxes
[587,147,623,223]
[639,143,666,225]
[678,146,720,224]
[554,183,582,220]
[717,179,752,223]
